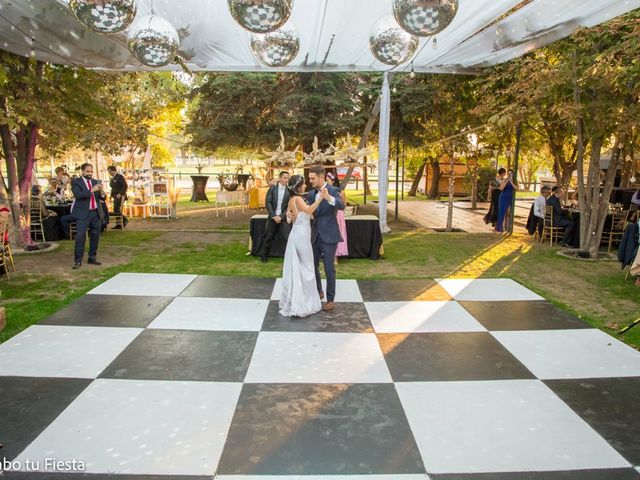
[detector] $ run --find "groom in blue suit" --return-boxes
[307,165,345,311]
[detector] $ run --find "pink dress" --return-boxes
[335,208,348,257]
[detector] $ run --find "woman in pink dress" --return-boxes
[326,172,348,259]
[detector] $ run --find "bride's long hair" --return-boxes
[287,175,305,196]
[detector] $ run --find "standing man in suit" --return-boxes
[546,186,575,247]
[306,165,345,312]
[107,165,128,229]
[71,163,106,269]
[261,171,291,262]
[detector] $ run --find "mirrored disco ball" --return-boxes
[250,25,300,67]
[127,15,179,67]
[369,15,419,65]
[69,0,137,34]
[393,0,458,37]
[228,0,293,33]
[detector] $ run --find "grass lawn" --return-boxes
[2,229,638,349]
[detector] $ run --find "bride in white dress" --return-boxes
[279,175,325,317]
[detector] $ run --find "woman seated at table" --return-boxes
[31,185,58,219]
[44,178,66,203]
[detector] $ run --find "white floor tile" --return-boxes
[492,329,640,379]
[365,301,486,333]
[0,325,142,378]
[88,273,197,297]
[147,297,268,331]
[396,380,630,474]
[215,476,429,480]
[271,278,363,302]
[436,278,543,301]
[244,332,392,383]
[12,379,241,475]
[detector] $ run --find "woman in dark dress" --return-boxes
[496,169,517,233]
[484,168,506,226]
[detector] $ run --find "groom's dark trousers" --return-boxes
[313,239,338,302]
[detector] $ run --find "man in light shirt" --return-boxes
[261,171,291,262]
[533,185,552,236]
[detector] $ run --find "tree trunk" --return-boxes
[581,137,620,258]
[0,124,29,246]
[427,158,441,199]
[408,158,427,197]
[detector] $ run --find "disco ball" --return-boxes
[393,0,458,37]
[69,0,137,34]
[369,15,419,66]
[250,25,300,67]
[127,15,180,67]
[228,0,293,33]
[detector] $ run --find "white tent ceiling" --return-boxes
[0,0,638,73]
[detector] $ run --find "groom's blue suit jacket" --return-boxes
[307,184,345,245]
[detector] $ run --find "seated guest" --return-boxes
[546,186,575,247]
[55,166,70,191]
[532,185,552,235]
[31,185,58,219]
[44,178,65,203]
[31,185,59,242]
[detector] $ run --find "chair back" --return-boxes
[29,198,43,224]
[611,210,629,232]
[0,217,8,244]
[544,205,554,228]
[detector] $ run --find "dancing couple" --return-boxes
[279,165,345,317]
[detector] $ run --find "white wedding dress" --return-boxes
[279,202,322,317]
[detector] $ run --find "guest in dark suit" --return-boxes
[306,165,345,312]
[546,186,575,247]
[261,171,291,262]
[107,165,128,229]
[70,163,106,269]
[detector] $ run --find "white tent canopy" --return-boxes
[1,0,638,230]
[0,0,638,73]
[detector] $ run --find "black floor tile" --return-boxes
[262,300,373,333]
[459,301,590,331]
[358,279,452,302]
[179,275,275,299]
[378,332,535,381]
[217,383,425,475]
[0,377,91,461]
[39,295,173,329]
[545,377,640,466]
[429,468,640,480]
[99,329,257,382]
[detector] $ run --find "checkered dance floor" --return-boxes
[1,274,640,479]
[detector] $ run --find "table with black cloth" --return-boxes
[40,203,72,241]
[567,211,613,248]
[610,188,637,209]
[249,214,383,260]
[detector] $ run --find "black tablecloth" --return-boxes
[249,215,383,260]
[568,212,613,248]
[610,189,636,209]
[36,204,72,241]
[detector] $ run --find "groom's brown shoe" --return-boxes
[322,301,335,312]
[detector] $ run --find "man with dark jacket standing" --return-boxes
[261,171,291,262]
[71,163,106,269]
[107,165,128,229]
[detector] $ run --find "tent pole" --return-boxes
[378,71,391,233]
